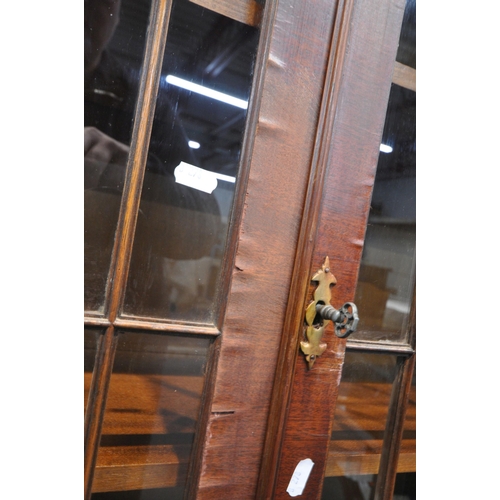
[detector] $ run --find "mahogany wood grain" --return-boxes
[257,0,355,494]
[266,0,407,497]
[83,0,414,496]
[393,61,416,92]
[195,0,346,497]
[113,316,220,336]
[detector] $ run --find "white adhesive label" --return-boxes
[286,458,314,497]
[174,162,218,194]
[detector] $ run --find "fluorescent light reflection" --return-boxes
[214,173,236,183]
[188,140,201,149]
[166,75,248,109]
[380,144,393,153]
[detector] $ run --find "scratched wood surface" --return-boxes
[194,0,340,497]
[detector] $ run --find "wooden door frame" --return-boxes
[192,0,346,497]
[254,0,408,497]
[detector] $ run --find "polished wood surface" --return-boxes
[257,0,355,494]
[266,0,408,497]
[195,0,345,497]
[393,61,416,91]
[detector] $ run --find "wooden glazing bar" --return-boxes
[85,1,174,497]
[104,0,174,322]
[374,353,416,500]
[113,316,221,336]
[392,61,416,92]
[346,339,414,356]
[84,316,112,328]
[256,0,355,496]
[84,326,119,500]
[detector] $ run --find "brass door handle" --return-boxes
[300,257,359,369]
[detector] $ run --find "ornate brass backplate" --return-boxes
[300,256,359,369]
[300,257,336,369]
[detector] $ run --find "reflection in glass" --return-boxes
[123,0,262,322]
[84,0,152,312]
[393,472,416,500]
[84,328,102,414]
[396,0,415,69]
[91,332,211,497]
[353,83,416,342]
[322,352,398,499]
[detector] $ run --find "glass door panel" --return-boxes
[85,0,266,496]
[323,352,398,496]
[91,332,211,497]
[85,0,262,321]
[119,0,262,323]
[395,0,415,69]
[84,0,153,313]
[351,82,416,343]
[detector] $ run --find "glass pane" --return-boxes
[84,328,102,414]
[123,0,262,322]
[396,0,415,69]
[352,83,416,343]
[322,352,398,499]
[84,0,153,312]
[91,331,211,497]
[393,472,416,499]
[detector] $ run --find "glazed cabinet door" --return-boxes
[84,0,415,498]
[84,0,342,498]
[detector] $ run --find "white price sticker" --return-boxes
[286,458,314,497]
[174,162,218,194]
